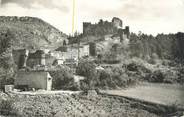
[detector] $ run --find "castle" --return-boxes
[83,17,130,40]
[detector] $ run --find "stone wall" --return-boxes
[83,19,117,36]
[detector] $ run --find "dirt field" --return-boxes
[102,83,184,107]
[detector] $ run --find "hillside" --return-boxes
[129,32,184,60]
[0,16,67,50]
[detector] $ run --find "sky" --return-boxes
[0,0,184,35]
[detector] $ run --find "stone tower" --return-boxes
[112,17,123,28]
[83,22,92,35]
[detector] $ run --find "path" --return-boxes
[10,90,81,95]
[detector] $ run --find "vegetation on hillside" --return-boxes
[0,29,16,89]
[129,32,184,61]
[76,60,137,90]
[0,16,67,50]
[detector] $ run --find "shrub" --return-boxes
[0,99,15,116]
[49,66,77,90]
[77,60,138,90]
[96,70,116,89]
[0,77,14,90]
[96,66,137,89]
[76,60,97,90]
[146,70,165,83]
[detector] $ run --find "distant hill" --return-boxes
[0,16,67,50]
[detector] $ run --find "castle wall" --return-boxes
[83,17,129,40]
[83,20,117,36]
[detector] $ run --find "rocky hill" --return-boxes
[0,16,67,50]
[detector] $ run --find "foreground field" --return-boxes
[0,91,160,117]
[102,83,184,107]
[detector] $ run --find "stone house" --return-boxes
[81,44,90,57]
[55,43,90,65]
[52,58,65,66]
[13,49,58,68]
[15,71,52,91]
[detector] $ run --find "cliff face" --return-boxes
[0,16,68,50]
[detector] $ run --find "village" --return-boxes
[0,16,184,117]
[0,0,184,116]
[3,17,130,93]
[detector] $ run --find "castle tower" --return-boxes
[83,22,91,35]
[112,17,123,28]
[125,26,130,38]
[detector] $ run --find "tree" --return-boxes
[0,29,13,54]
[76,60,97,90]
[49,66,76,90]
[0,29,15,89]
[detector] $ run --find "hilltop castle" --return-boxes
[83,17,130,39]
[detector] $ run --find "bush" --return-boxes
[0,99,16,116]
[0,77,14,90]
[77,60,138,90]
[146,70,165,83]
[76,60,97,90]
[95,66,137,89]
[96,70,116,89]
[49,66,77,90]
[0,67,15,90]
[124,60,152,81]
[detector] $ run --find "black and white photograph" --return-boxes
[0,0,184,117]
